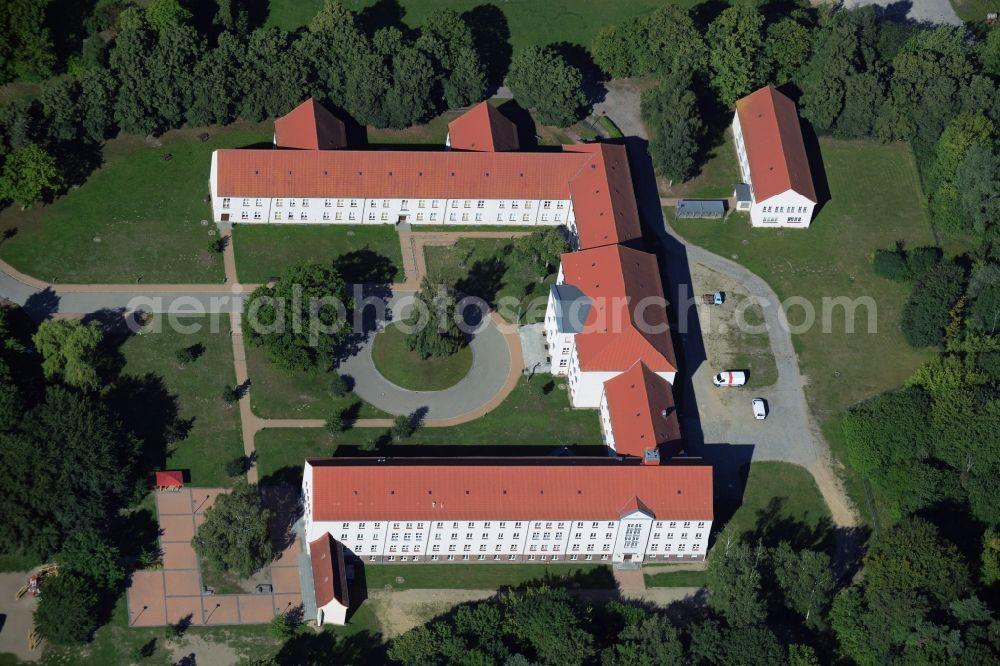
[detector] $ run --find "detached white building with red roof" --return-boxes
[302,458,713,566]
[732,85,817,228]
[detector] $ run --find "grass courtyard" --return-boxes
[232,224,403,285]
[119,315,244,487]
[672,139,937,527]
[424,236,557,324]
[255,378,604,482]
[245,345,389,420]
[363,562,614,591]
[371,322,474,390]
[0,123,272,284]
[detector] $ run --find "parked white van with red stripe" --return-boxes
[713,370,747,387]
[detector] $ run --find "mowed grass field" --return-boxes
[232,224,403,284]
[119,315,244,487]
[673,138,937,527]
[363,562,614,590]
[255,379,604,481]
[672,139,936,419]
[371,322,474,390]
[267,0,682,48]
[245,345,389,420]
[0,123,272,284]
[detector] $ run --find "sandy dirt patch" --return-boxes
[166,633,241,666]
[0,572,40,663]
[367,589,495,638]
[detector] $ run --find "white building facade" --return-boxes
[303,459,713,565]
[732,85,818,229]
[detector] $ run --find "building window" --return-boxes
[477,200,484,209]
[287,212,293,220]
[254,211,261,220]
[350,200,357,208]
[348,212,356,221]
[300,212,307,220]
[431,555,439,561]
[335,212,343,221]
[418,200,425,208]
[255,198,262,206]
[324,199,331,207]
[222,198,231,209]
[240,211,249,220]
[322,212,330,221]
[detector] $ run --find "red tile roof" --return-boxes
[560,245,677,372]
[564,144,642,249]
[214,149,591,200]
[309,533,350,608]
[603,361,681,460]
[155,470,183,488]
[274,99,348,151]
[448,102,520,151]
[307,458,713,521]
[735,86,816,203]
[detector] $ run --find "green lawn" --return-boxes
[673,139,936,528]
[948,0,1000,21]
[660,129,742,199]
[119,315,244,486]
[643,569,708,588]
[717,462,833,551]
[672,139,936,419]
[0,123,272,284]
[255,379,604,482]
[371,322,473,390]
[723,295,777,389]
[232,224,403,284]
[424,236,556,324]
[268,1,684,50]
[363,563,614,591]
[245,345,390,420]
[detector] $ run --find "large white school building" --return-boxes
[302,458,713,566]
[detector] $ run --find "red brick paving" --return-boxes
[127,488,304,627]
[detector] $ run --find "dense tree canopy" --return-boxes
[0,143,62,208]
[706,6,769,106]
[33,319,104,391]
[405,277,466,359]
[243,261,352,372]
[192,482,273,578]
[506,46,587,128]
[641,73,704,183]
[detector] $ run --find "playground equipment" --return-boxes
[14,564,59,600]
[27,628,42,651]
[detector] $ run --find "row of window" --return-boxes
[761,205,809,214]
[761,216,805,224]
[224,198,568,210]
[374,554,613,562]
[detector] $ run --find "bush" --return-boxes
[221,385,239,404]
[328,374,349,398]
[392,414,416,440]
[901,262,965,347]
[906,246,942,279]
[872,249,909,281]
[175,347,195,366]
[33,573,99,645]
[325,412,344,434]
[225,456,245,477]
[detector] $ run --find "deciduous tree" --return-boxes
[706,6,769,106]
[0,144,62,208]
[405,278,466,359]
[641,73,703,182]
[507,46,587,128]
[32,319,104,391]
[192,483,273,578]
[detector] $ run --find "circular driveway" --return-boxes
[338,292,518,419]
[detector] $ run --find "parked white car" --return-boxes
[713,370,747,387]
[752,398,767,420]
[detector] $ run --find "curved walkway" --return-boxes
[339,294,522,421]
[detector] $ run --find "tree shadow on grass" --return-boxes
[462,4,512,94]
[276,630,386,666]
[743,496,834,553]
[456,257,506,307]
[334,248,398,284]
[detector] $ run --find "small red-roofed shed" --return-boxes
[155,470,184,491]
